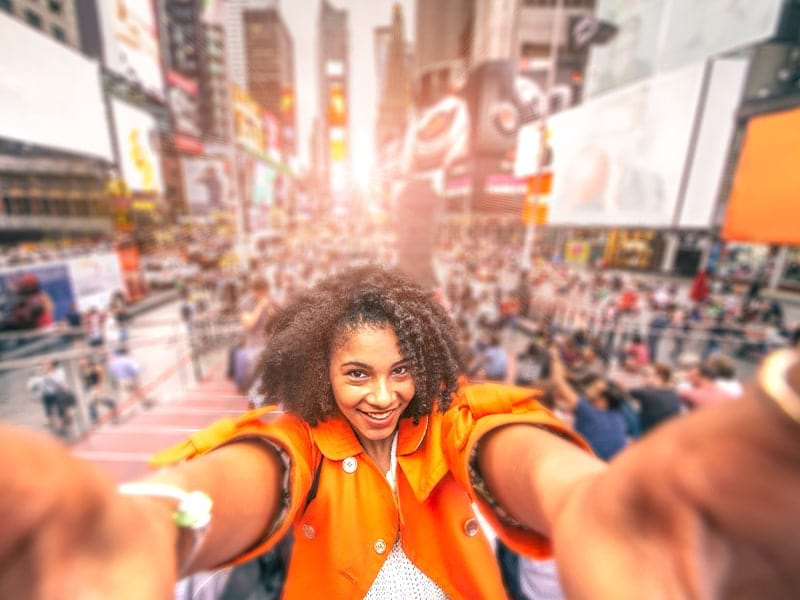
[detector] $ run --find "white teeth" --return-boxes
[363,410,393,420]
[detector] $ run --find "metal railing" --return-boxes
[0,314,244,441]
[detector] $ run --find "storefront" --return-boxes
[779,247,800,291]
[603,229,666,272]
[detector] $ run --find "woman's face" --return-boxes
[329,325,415,444]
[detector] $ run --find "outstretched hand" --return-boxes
[0,428,178,600]
[553,368,800,599]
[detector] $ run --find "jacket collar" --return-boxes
[311,413,429,461]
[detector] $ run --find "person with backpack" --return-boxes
[27,360,75,436]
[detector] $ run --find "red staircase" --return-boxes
[72,371,248,482]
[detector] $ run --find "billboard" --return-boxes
[97,0,165,98]
[0,264,76,326]
[232,85,265,155]
[67,253,126,312]
[167,71,202,138]
[112,99,165,195]
[0,13,112,161]
[181,157,232,214]
[585,0,783,98]
[678,58,748,228]
[723,107,800,245]
[548,62,705,227]
[251,162,277,208]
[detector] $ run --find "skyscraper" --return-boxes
[318,0,349,193]
[223,0,279,89]
[376,4,412,152]
[414,0,475,106]
[244,7,296,154]
[0,0,82,47]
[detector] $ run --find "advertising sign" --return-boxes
[251,162,277,208]
[678,58,748,228]
[548,62,705,228]
[564,241,592,265]
[232,85,265,155]
[723,106,800,245]
[98,0,165,98]
[112,99,165,194]
[0,264,76,325]
[67,253,126,313]
[167,70,202,138]
[263,112,282,162]
[585,0,782,99]
[0,13,112,161]
[182,157,232,214]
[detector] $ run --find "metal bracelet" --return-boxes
[757,349,800,429]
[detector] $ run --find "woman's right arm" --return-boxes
[0,426,283,598]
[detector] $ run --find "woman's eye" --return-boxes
[347,370,367,379]
[393,366,409,376]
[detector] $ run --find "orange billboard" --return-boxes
[722,107,800,244]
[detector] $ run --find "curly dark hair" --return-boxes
[256,266,465,425]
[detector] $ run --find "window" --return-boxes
[48,0,61,14]
[51,25,65,41]
[24,9,42,29]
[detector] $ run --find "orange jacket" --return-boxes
[152,383,588,599]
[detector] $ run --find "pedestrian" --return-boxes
[80,356,117,424]
[108,346,150,408]
[110,292,131,345]
[85,306,106,348]
[470,333,509,382]
[629,363,683,435]
[234,277,275,393]
[689,269,710,304]
[4,271,800,599]
[26,360,75,435]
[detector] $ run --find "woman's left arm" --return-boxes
[478,352,800,599]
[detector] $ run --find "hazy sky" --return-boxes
[281,0,416,178]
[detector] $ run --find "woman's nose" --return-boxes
[366,378,394,408]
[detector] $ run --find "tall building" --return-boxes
[223,0,279,89]
[318,0,349,193]
[376,4,412,152]
[470,0,520,63]
[244,7,296,154]
[374,26,392,104]
[414,0,475,106]
[0,0,82,47]
[514,0,596,112]
[198,21,232,144]
[0,11,113,243]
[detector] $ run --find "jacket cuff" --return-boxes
[460,412,591,559]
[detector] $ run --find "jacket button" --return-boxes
[302,524,316,540]
[374,538,387,554]
[342,457,358,473]
[463,518,480,537]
